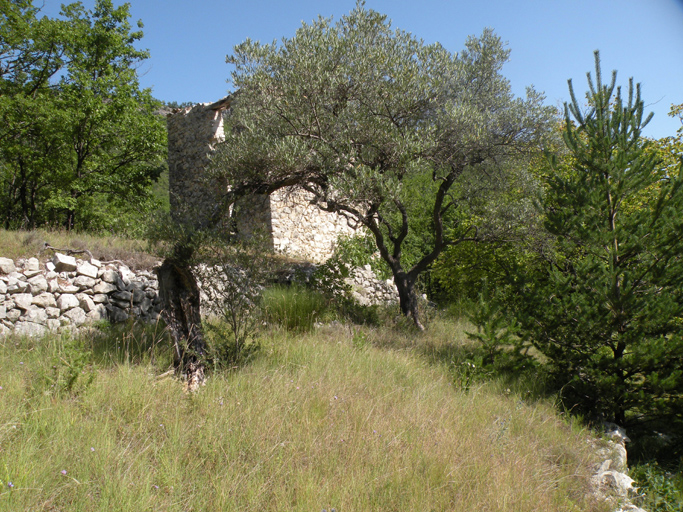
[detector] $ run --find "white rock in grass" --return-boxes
[0,258,15,274]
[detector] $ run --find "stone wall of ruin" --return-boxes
[166,98,356,263]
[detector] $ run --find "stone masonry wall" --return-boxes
[0,255,161,337]
[167,98,230,227]
[167,97,358,263]
[0,254,397,337]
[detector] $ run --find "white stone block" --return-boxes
[77,261,99,279]
[13,293,33,310]
[56,293,80,312]
[63,307,87,326]
[32,293,56,308]
[52,253,78,272]
[0,257,15,274]
[26,257,40,271]
[28,275,48,294]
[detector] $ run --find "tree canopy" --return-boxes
[211,2,556,328]
[0,0,166,232]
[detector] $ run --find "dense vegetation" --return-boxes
[1,0,682,509]
[0,0,166,234]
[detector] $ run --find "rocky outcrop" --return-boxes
[0,255,162,336]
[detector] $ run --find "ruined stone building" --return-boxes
[166,98,356,264]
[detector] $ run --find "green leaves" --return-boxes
[0,0,165,231]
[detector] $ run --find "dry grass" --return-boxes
[0,324,610,511]
[0,229,162,269]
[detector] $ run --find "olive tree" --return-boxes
[212,2,555,329]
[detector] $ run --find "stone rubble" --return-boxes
[591,423,648,512]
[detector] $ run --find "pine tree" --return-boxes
[512,52,683,435]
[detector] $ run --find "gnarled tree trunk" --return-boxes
[156,255,206,391]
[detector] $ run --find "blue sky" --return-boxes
[40,0,683,139]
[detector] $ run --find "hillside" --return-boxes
[0,321,611,511]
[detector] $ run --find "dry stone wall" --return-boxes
[0,254,397,337]
[0,255,162,337]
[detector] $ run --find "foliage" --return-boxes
[211,2,556,328]
[465,280,533,372]
[506,52,683,434]
[631,462,683,512]
[0,0,166,232]
[196,234,274,368]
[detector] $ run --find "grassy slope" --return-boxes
[0,324,609,512]
[0,229,160,270]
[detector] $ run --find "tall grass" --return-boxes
[0,322,608,511]
[0,228,160,269]
[261,285,330,331]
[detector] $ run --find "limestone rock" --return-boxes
[107,305,128,323]
[101,269,119,284]
[58,282,80,294]
[63,307,87,326]
[26,257,40,271]
[92,293,108,304]
[13,293,33,310]
[28,275,48,294]
[112,290,132,302]
[7,309,21,322]
[0,305,5,319]
[77,261,99,279]
[45,261,56,272]
[14,321,47,337]
[46,307,60,319]
[32,292,57,308]
[57,293,80,312]
[0,257,15,274]
[93,281,117,294]
[74,275,98,289]
[52,253,78,272]
[24,306,48,325]
[0,280,6,294]
[7,278,29,294]
[87,305,107,322]
[76,293,96,313]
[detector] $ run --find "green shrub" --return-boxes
[631,462,683,512]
